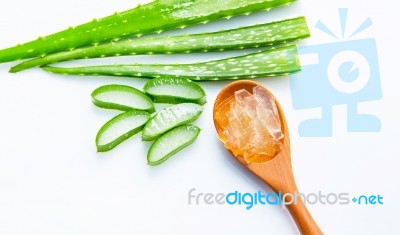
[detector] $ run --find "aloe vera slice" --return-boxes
[142,103,203,141]
[0,0,297,63]
[92,84,154,112]
[96,110,150,152]
[143,77,206,105]
[10,16,309,72]
[42,45,300,80]
[148,125,201,166]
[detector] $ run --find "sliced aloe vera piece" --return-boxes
[142,103,203,141]
[147,125,201,166]
[96,110,150,152]
[42,45,300,80]
[92,84,154,112]
[143,77,206,105]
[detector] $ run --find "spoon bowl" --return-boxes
[213,80,322,235]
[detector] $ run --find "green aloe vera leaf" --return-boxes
[96,110,150,152]
[42,45,300,80]
[142,103,203,141]
[143,77,206,105]
[10,16,309,72]
[0,0,297,64]
[147,125,201,166]
[91,84,155,112]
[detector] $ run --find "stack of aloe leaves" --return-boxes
[0,0,310,165]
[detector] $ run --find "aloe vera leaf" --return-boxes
[42,45,300,80]
[91,84,155,112]
[96,110,150,152]
[10,16,309,72]
[143,77,207,105]
[147,125,201,166]
[0,0,297,64]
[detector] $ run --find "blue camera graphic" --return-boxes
[289,9,382,137]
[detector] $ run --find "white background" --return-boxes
[0,0,399,234]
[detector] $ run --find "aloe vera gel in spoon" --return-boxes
[214,85,283,163]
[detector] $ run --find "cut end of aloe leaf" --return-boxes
[147,125,201,166]
[96,110,150,152]
[92,84,154,112]
[142,103,203,141]
[144,77,206,105]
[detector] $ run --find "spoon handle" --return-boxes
[285,195,323,235]
[272,165,323,235]
[249,155,323,234]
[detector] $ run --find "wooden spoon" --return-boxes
[213,80,322,235]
